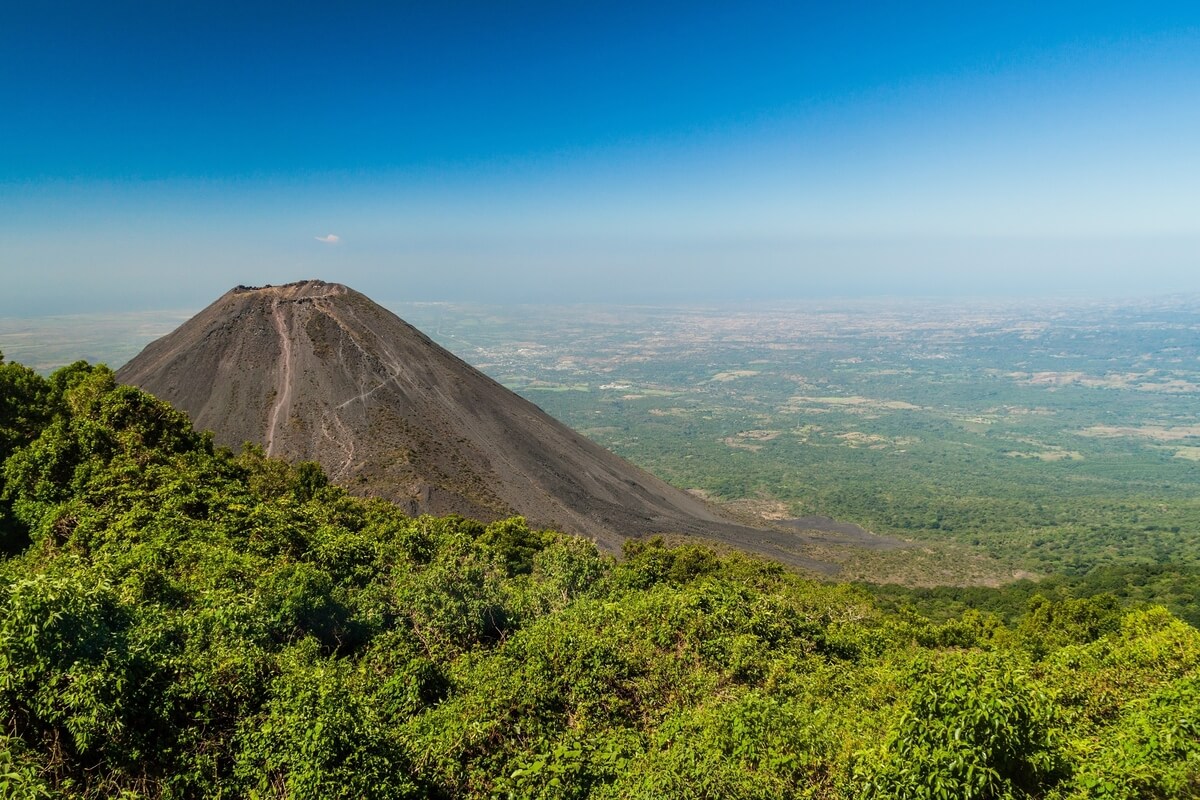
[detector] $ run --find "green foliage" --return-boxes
[869,561,1200,632]
[616,536,720,589]
[502,730,638,800]
[0,571,169,771]
[0,355,1197,798]
[234,639,418,799]
[476,516,552,576]
[1068,675,1200,799]
[0,357,54,553]
[0,731,53,799]
[856,654,1066,799]
[594,692,833,800]
[0,355,53,467]
[1018,593,1122,658]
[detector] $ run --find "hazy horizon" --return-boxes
[3,3,1198,315]
[5,291,1198,379]
[3,283,1200,321]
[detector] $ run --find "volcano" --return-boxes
[118,280,891,568]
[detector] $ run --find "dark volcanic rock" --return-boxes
[118,280,896,568]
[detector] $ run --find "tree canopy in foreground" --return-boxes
[0,353,1197,798]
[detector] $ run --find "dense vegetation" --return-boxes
[393,300,1200,584]
[1,352,1198,798]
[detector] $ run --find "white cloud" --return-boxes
[315,234,341,244]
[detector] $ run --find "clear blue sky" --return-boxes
[2,1,1199,313]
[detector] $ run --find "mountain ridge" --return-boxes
[117,280,897,569]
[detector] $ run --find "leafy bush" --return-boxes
[856,654,1066,799]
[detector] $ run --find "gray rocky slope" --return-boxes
[118,280,896,569]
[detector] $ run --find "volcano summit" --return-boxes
[118,280,890,567]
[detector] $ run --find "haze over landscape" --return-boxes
[4,2,1200,313]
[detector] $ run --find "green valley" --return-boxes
[395,297,1200,585]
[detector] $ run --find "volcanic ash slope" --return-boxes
[118,280,894,568]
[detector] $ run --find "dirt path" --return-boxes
[320,413,356,479]
[266,299,293,456]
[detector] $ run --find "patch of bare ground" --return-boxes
[687,491,794,524]
[1012,370,1200,393]
[722,429,783,451]
[807,540,1028,587]
[711,369,760,382]
[1079,424,1200,442]
[1005,448,1084,462]
[687,491,1021,587]
[835,431,918,449]
[779,395,922,415]
[655,529,1020,588]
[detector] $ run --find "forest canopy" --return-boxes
[0,353,1197,798]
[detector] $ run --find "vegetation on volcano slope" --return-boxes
[0,352,1198,799]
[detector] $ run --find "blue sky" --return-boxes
[2,1,1199,313]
